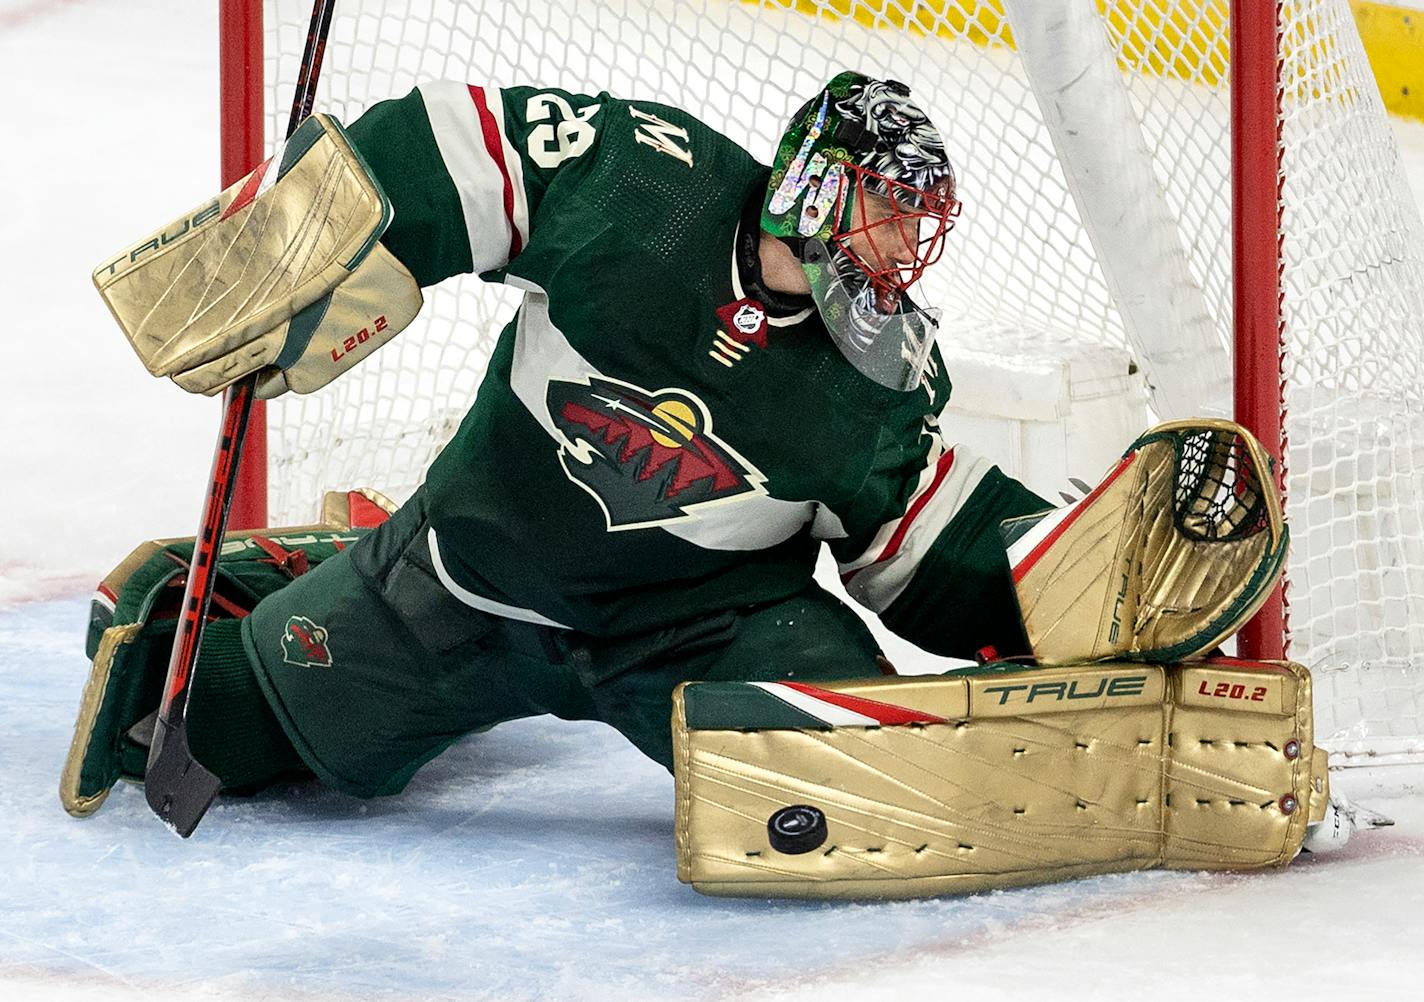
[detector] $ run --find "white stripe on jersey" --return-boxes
[839,444,995,613]
[485,91,530,255]
[418,80,527,273]
[836,425,950,578]
[810,503,849,541]
[504,278,815,552]
[428,527,572,628]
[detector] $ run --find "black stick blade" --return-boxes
[144,719,221,838]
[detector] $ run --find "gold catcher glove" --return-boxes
[92,113,422,399]
[1001,419,1288,665]
[673,659,1326,899]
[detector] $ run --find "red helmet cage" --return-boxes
[830,164,960,311]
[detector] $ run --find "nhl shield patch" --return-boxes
[281,615,333,668]
[547,374,765,530]
[710,297,768,368]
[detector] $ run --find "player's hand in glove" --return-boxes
[1001,419,1288,664]
[92,114,422,399]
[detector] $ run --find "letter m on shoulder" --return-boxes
[629,106,693,168]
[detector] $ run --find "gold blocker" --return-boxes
[92,114,421,399]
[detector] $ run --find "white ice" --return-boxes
[3,2,1424,1000]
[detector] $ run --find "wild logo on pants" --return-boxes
[281,615,334,668]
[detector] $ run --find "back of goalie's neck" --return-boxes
[735,191,814,316]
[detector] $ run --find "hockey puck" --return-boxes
[767,804,828,855]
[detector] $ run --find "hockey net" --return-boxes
[236,0,1424,769]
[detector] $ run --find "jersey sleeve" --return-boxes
[821,407,1051,662]
[345,82,606,287]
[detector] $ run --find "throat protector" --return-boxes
[801,238,940,391]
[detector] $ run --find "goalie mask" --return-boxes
[763,72,960,391]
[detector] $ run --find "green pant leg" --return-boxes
[245,492,593,798]
[581,583,883,769]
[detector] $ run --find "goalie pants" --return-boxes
[240,491,885,798]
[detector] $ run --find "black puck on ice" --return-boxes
[767,804,828,855]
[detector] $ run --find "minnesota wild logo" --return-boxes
[547,375,764,530]
[281,615,333,668]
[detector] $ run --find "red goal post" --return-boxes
[219,0,267,532]
[1231,0,1286,663]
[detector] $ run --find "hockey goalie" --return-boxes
[70,71,1355,897]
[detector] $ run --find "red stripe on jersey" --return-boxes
[220,156,273,221]
[842,448,955,586]
[779,681,948,725]
[1010,452,1135,585]
[467,85,522,259]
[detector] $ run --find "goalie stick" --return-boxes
[144,0,338,838]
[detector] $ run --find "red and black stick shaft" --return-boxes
[145,0,337,837]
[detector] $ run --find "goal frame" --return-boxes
[218,0,1290,661]
[220,0,268,532]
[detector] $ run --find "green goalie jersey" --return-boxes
[344,81,1047,655]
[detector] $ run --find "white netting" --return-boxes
[1277,1,1424,761]
[255,0,1424,763]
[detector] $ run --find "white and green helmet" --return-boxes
[763,72,959,391]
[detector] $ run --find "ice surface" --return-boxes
[7,596,1424,1002]
[4,2,1424,1000]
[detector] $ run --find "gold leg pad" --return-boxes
[674,659,1320,899]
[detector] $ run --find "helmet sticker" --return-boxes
[767,94,830,217]
[767,95,849,238]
